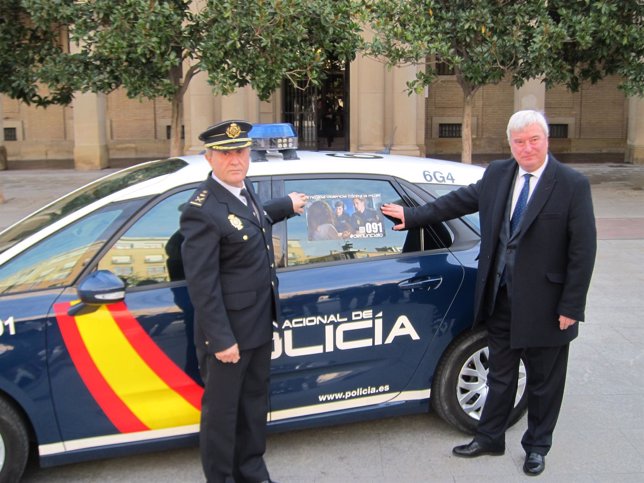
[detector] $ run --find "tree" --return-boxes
[9,0,363,156]
[1,0,74,179]
[363,0,644,163]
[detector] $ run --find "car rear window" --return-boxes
[0,158,187,253]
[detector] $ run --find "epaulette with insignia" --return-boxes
[190,189,209,207]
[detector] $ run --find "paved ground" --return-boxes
[1,161,643,482]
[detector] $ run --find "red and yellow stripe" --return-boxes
[54,301,203,433]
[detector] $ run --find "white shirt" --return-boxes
[211,173,247,206]
[510,157,548,218]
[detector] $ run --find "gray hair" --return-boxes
[506,110,549,143]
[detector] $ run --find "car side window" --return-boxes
[283,178,419,267]
[96,190,193,287]
[0,202,139,295]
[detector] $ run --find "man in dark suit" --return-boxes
[180,120,306,483]
[381,110,596,476]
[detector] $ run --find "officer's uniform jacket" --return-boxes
[403,155,597,348]
[180,175,294,354]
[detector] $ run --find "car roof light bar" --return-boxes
[249,123,299,161]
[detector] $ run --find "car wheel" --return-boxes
[431,327,528,434]
[0,397,29,483]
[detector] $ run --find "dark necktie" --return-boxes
[510,173,531,234]
[240,188,259,220]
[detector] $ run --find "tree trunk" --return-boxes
[461,93,473,164]
[456,73,478,164]
[168,64,199,158]
[170,91,184,157]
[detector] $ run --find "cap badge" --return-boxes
[228,214,243,230]
[226,123,242,139]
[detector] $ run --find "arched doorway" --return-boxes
[282,58,349,151]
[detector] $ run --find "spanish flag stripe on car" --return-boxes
[55,301,202,433]
[105,302,203,410]
[55,302,148,433]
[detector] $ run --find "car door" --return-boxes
[267,176,466,424]
[47,188,203,446]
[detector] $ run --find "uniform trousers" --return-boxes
[475,285,570,456]
[198,341,272,483]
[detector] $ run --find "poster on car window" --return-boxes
[305,193,385,241]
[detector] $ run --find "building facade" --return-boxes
[2,52,643,169]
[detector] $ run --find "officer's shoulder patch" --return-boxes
[189,189,209,207]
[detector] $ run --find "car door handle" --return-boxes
[398,276,443,291]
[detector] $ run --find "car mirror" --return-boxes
[68,270,126,316]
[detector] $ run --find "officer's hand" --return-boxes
[288,192,308,215]
[215,343,240,363]
[381,203,406,230]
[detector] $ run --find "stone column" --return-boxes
[514,78,546,112]
[626,96,644,165]
[220,86,260,123]
[185,70,217,154]
[0,97,6,171]
[390,64,421,156]
[351,53,385,152]
[72,92,109,170]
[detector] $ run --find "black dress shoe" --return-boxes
[452,439,505,458]
[523,452,545,476]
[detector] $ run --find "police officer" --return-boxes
[180,120,306,483]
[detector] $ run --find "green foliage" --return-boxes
[364,0,644,96]
[197,0,362,100]
[0,0,74,106]
[536,0,644,96]
[3,0,363,104]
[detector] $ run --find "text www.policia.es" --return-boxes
[318,384,390,402]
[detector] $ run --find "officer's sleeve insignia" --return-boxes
[228,214,244,230]
[190,190,208,207]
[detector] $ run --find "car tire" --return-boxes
[431,327,528,434]
[0,397,29,483]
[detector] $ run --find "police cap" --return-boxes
[199,120,253,150]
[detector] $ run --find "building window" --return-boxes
[436,61,455,76]
[4,127,17,141]
[166,125,185,140]
[438,123,462,138]
[549,124,568,139]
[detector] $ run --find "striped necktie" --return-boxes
[510,173,531,234]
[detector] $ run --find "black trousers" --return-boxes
[198,341,272,483]
[475,286,570,456]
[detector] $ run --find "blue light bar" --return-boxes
[248,123,299,161]
[249,123,296,139]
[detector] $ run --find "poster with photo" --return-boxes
[305,193,385,241]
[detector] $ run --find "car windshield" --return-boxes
[0,158,187,254]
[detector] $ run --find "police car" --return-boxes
[0,125,527,481]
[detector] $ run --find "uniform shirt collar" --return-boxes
[211,172,244,201]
